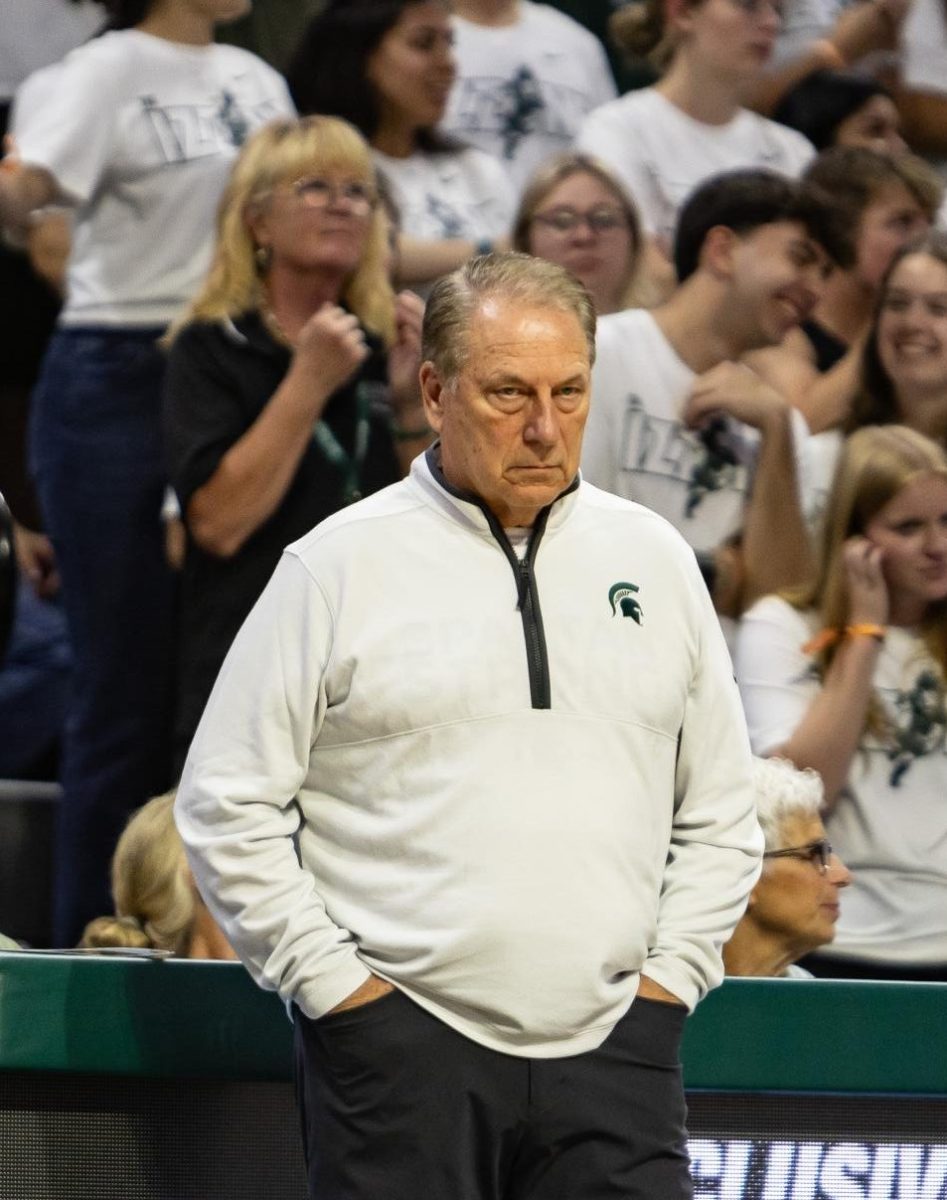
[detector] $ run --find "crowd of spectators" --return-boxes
[1,0,946,981]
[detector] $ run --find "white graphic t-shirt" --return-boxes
[737,595,947,966]
[440,2,617,197]
[577,88,814,247]
[372,145,515,244]
[13,29,293,326]
[584,309,779,557]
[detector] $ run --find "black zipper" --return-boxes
[425,446,557,710]
[479,504,552,709]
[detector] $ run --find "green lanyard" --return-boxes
[311,383,372,505]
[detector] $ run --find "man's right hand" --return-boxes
[327,974,396,1015]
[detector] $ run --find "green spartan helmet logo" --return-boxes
[609,582,643,625]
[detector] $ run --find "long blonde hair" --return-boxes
[790,425,947,684]
[79,791,195,955]
[170,115,396,344]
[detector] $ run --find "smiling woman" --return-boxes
[735,425,947,980]
[287,0,515,292]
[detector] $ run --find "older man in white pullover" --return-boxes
[176,252,762,1200]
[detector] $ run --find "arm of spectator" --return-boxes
[175,305,368,560]
[745,0,906,114]
[175,553,374,1018]
[13,521,60,599]
[685,362,813,608]
[0,154,58,238]
[893,88,947,155]
[765,538,888,806]
[746,331,863,434]
[395,232,512,289]
[386,290,433,472]
[25,210,71,296]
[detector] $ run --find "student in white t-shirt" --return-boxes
[439,0,617,198]
[288,0,515,293]
[735,425,947,980]
[578,0,814,256]
[583,169,836,619]
[0,0,293,947]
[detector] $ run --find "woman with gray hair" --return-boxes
[724,757,851,978]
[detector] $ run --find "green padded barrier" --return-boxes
[2,952,946,1093]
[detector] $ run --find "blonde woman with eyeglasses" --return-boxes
[577,0,814,260]
[736,425,947,980]
[164,116,430,769]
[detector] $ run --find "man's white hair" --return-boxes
[751,756,824,852]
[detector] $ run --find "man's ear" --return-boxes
[701,225,738,281]
[420,361,447,433]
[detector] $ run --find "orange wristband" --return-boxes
[845,623,886,642]
[802,623,886,654]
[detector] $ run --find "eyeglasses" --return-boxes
[291,177,376,215]
[729,0,783,16]
[763,839,834,873]
[531,207,628,235]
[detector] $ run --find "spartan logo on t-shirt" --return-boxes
[618,395,746,517]
[608,582,643,624]
[450,71,585,156]
[887,668,947,787]
[140,90,259,161]
[496,67,544,159]
[424,194,465,238]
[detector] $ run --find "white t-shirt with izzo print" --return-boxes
[12,29,293,326]
[736,594,947,967]
[582,308,811,559]
[373,146,516,249]
[440,2,617,198]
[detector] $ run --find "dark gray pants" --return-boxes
[294,989,693,1200]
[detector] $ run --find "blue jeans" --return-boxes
[30,327,177,945]
[0,579,71,778]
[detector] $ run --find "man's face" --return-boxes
[727,220,830,349]
[420,298,591,527]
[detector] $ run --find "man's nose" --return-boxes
[525,396,560,446]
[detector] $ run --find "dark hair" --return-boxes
[773,71,892,151]
[287,0,454,153]
[98,0,152,29]
[801,146,942,270]
[851,231,947,431]
[673,168,845,283]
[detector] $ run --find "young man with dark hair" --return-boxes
[582,168,834,619]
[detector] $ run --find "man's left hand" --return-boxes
[637,975,687,1007]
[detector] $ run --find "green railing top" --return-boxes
[1,952,944,1093]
